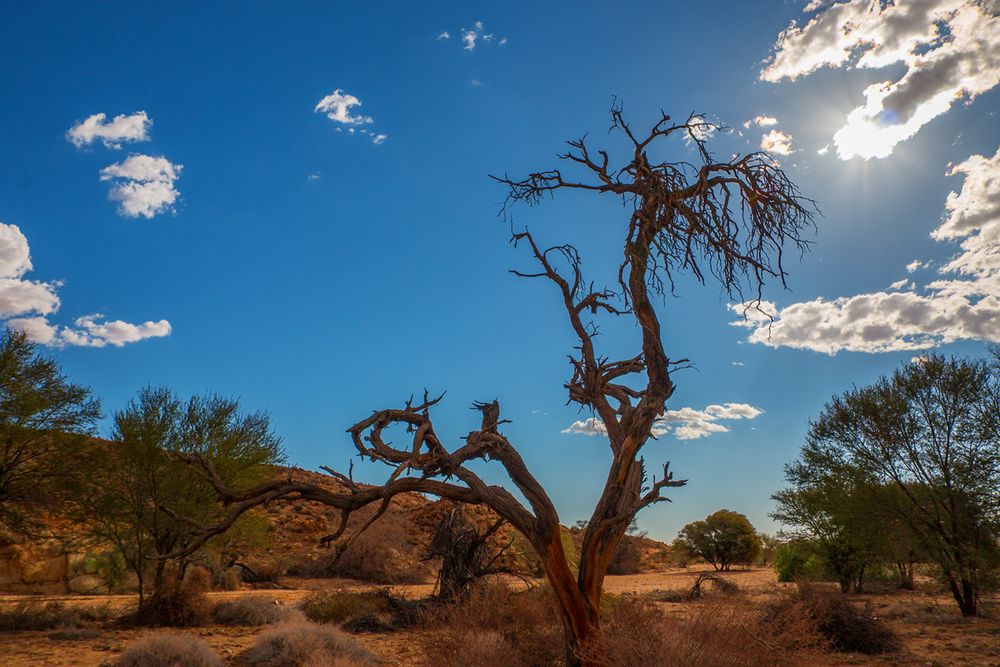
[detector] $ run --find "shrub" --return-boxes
[212,596,286,626]
[129,578,210,627]
[116,631,222,667]
[238,617,379,666]
[763,583,900,654]
[421,581,564,666]
[221,567,242,591]
[301,590,392,626]
[773,540,826,582]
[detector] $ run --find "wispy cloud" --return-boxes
[315,89,388,146]
[743,115,778,128]
[562,402,763,441]
[67,111,151,149]
[439,20,506,52]
[100,154,182,219]
[762,1,1000,160]
[730,145,1000,353]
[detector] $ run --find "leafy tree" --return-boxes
[81,386,283,604]
[804,355,1000,616]
[167,106,813,664]
[676,509,762,571]
[0,330,100,531]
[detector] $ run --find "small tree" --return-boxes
[81,386,283,605]
[0,330,100,531]
[676,509,761,571]
[167,105,813,664]
[805,355,1000,616]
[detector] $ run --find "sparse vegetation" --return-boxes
[237,617,380,666]
[116,631,222,667]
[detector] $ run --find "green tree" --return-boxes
[81,386,283,604]
[0,330,100,531]
[676,509,761,571]
[805,355,1000,616]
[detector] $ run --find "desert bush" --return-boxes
[221,567,242,591]
[129,577,210,627]
[48,627,101,640]
[763,583,900,654]
[238,617,379,666]
[300,589,405,632]
[117,631,222,667]
[212,596,286,626]
[420,581,564,666]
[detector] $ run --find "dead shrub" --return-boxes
[582,596,812,667]
[687,573,740,599]
[420,581,564,666]
[129,578,210,627]
[221,567,242,591]
[763,583,900,655]
[213,596,286,626]
[116,631,222,667]
[237,617,380,666]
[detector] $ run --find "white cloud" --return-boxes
[67,111,151,149]
[732,361,745,366]
[731,145,1000,353]
[743,115,779,128]
[0,223,168,347]
[817,145,830,156]
[762,1,1000,160]
[371,134,387,145]
[562,402,762,441]
[562,417,607,436]
[761,129,795,155]
[100,154,182,219]
[437,31,450,40]
[906,259,926,273]
[314,90,374,126]
[889,278,910,289]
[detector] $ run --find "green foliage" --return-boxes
[0,329,100,530]
[78,386,284,603]
[773,539,827,582]
[675,509,761,571]
[784,354,1000,614]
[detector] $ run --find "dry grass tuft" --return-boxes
[420,581,564,666]
[237,617,380,666]
[0,600,110,631]
[116,631,222,667]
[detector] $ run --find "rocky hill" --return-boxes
[0,465,671,594]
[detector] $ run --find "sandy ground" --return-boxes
[1,567,998,666]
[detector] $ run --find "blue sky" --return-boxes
[1,1,998,541]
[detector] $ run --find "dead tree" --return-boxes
[168,104,813,665]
